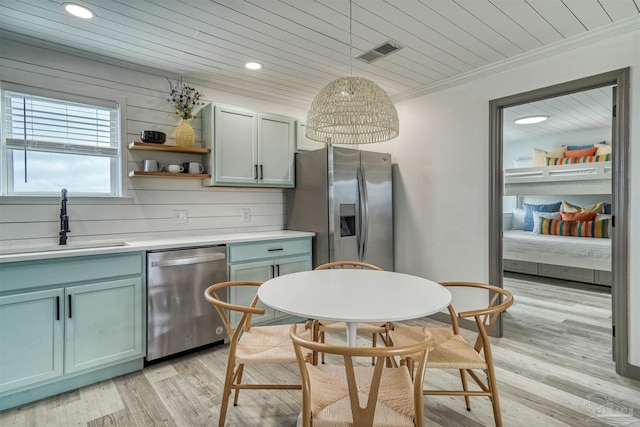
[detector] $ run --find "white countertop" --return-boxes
[0,230,314,263]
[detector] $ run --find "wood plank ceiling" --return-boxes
[0,0,638,137]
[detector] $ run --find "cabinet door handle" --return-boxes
[270,265,275,279]
[68,295,72,319]
[268,248,284,252]
[259,165,264,180]
[56,296,60,321]
[276,264,280,276]
[254,164,258,180]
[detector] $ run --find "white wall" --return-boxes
[0,38,308,247]
[385,25,640,366]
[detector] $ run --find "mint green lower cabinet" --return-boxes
[229,260,276,325]
[0,288,64,393]
[275,255,311,277]
[64,278,143,374]
[270,255,311,322]
[227,237,312,326]
[0,252,145,411]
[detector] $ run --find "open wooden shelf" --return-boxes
[128,171,211,179]
[128,141,210,154]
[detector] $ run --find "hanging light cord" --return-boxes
[349,0,353,77]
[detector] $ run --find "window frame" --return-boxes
[0,81,127,198]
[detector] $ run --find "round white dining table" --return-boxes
[257,269,452,346]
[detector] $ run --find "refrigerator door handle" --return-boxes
[360,167,370,261]
[356,167,366,261]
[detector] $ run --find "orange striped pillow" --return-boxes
[539,218,610,238]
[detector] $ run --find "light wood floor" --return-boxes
[1,274,639,426]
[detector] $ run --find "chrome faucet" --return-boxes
[59,188,70,245]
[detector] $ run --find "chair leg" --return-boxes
[312,321,319,366]
[382,329,393,367]
[233,364,245,406]
[371,333,377,365]
[486,367,503,427]
[459,369,471,411]
[219,360,236,427]
[320,331,326,364]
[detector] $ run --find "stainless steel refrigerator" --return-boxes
[286,146,393,271]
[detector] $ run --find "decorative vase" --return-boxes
[175,119,195,147]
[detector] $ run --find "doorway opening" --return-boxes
[488,68,634,378]
[500,84,614,371]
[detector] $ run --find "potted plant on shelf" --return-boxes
[167,77,204,147]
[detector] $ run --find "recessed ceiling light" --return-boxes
[245,62,262,70]
[64,3,95,19]
[514,115,549,125]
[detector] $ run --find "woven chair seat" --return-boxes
[427,334,486,369]
[236,323,312,364]
[319,320,387,334]
[389,325,450,360]
[390,325,486,370]
[306,364,416,426]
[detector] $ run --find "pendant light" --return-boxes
[305,0,399,144]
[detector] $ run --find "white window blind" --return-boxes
[1,88,121,196]
[3,90,118,157]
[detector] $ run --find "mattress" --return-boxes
[503,230,611,271]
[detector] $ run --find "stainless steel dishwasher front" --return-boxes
[146,245,227,362]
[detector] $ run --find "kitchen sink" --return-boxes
[0,241,129,255]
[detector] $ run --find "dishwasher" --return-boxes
[146,245,227,362]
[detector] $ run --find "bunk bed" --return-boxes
[504,160,611,196]
[503,146,612,286]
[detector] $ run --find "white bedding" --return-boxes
[503,230,611,271]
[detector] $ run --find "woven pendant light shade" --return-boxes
[305,76,399,144]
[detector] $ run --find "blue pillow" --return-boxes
[566,144,594,150]
[523,202,562,232]
[604,203,611,214]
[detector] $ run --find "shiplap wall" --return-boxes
[0,38,309,248]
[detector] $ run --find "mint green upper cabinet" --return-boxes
[0,288,64,393]
[64,278,143,374]
[202,104,295,187]
[258,114,295,186]
[212,105,258,185]
[295,121,326,151]
[295,121,359,151]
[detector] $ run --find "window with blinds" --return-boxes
[1,89,121,196]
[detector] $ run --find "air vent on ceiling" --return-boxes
[356,40,403,64]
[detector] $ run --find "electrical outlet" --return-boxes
[241,208,250,222]
[173,209,188,224]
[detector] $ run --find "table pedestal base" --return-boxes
[345,322,357,346]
